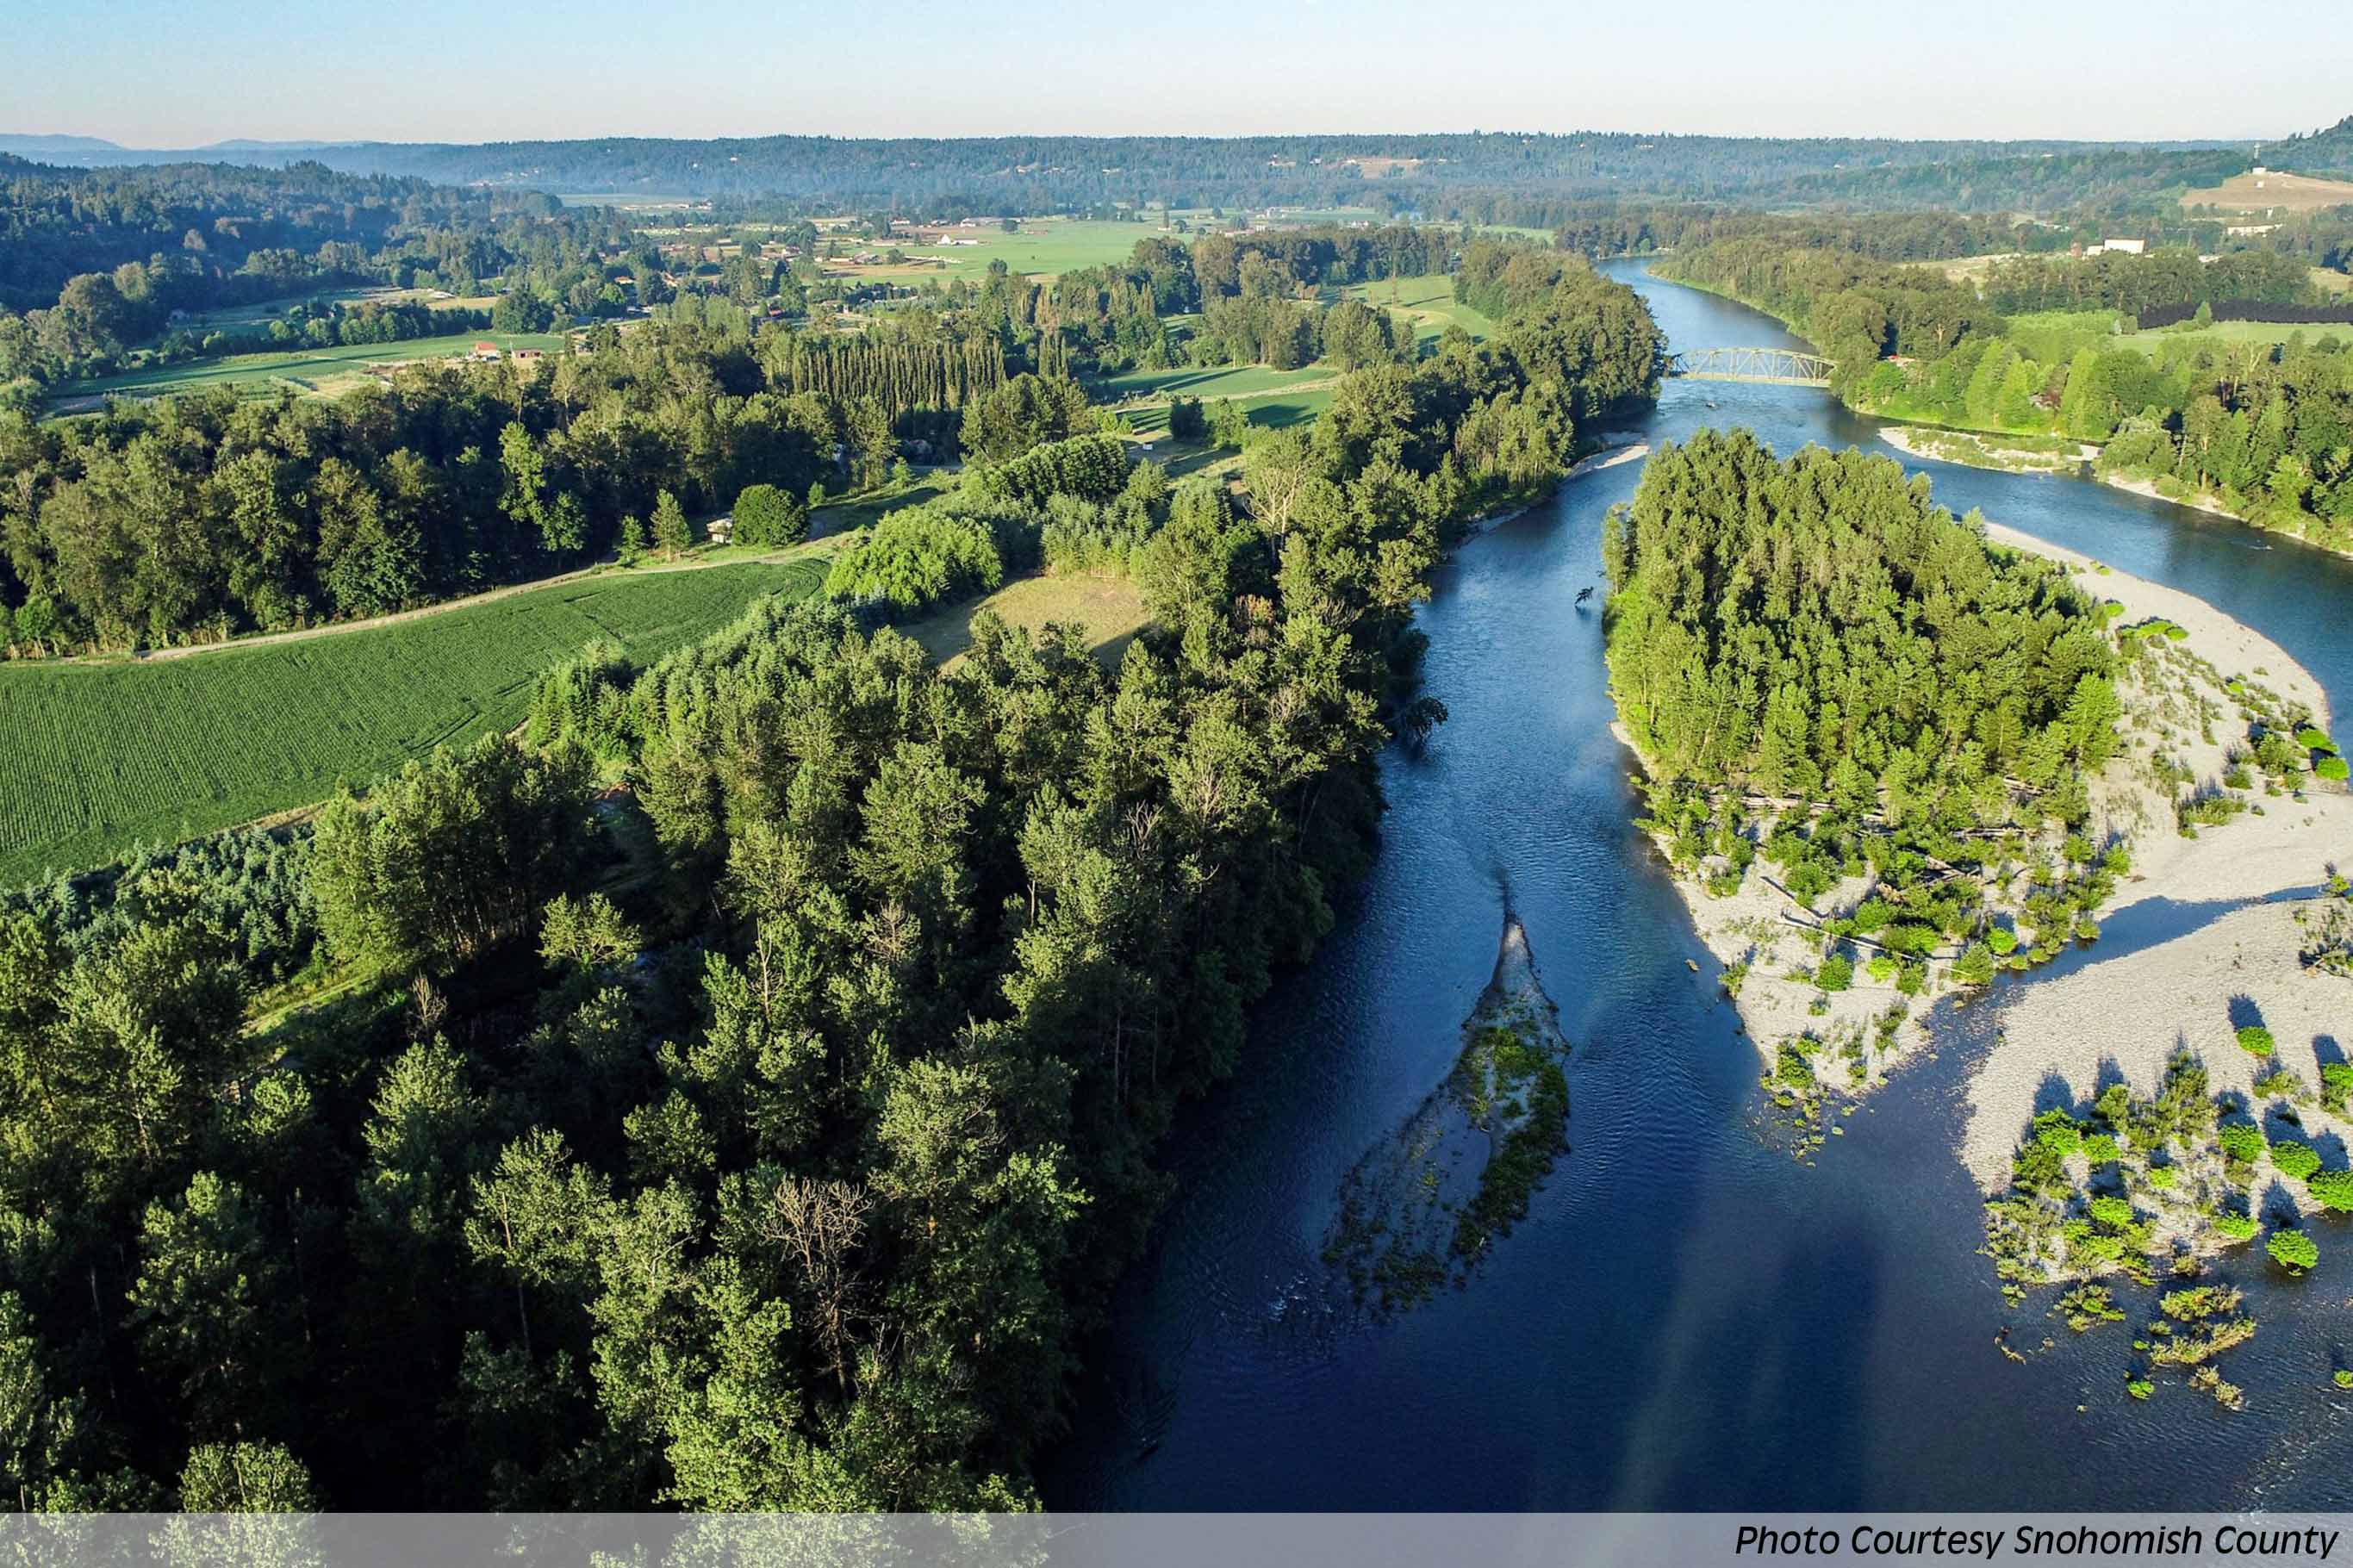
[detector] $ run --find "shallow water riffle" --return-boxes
[1042,260,2353,1511]
[1320,916,1572,1316]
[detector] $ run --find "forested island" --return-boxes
[1603,432,2341,1142]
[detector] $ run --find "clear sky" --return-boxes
[12,0,2350,147]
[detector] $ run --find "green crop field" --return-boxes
[0,557,825,882]
[49,328,570,409]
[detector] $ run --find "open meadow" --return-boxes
[2001,308,2351,363]
[2181,168,2353,212]
[1342,273,1497,343]
[901,570,1150,670]
[0,556,825,881]
[49,327,570,408]
[826,218,1167,285]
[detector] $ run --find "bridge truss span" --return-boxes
[1666,346,1835,387]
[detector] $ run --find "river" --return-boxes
[1043,260,2353,1510]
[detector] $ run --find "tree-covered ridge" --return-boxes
[52,129,2265,213]
[1605,432,2120,818]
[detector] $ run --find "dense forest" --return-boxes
[0,158,653,398]
[1604,432,2122,950]
[0,259,1664,1509]
[1657,240,2353,551]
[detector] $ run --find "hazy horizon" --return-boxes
[14,0,2348,151]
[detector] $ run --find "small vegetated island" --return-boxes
[1323,914,1572,1313]
[1603,431,2336,1151]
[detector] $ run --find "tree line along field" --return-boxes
[824,218,1174,284]
[2003,307,2350,357]
[0,557,825,883]
[49,327,570,408]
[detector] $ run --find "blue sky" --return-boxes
[14,0,2350,146]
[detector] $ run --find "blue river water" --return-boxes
[1044,261,2353,1510]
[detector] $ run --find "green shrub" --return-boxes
[1951,943,1996,987]
[2082,1133,2121,1166]
[2322,1062,2353,1113]
[2235,1024,2275,1057]
[2269,1139,2322,1181]
[2218,1123,2265,1165]
[2126,1377,2153,1400]
[1866,955,1896,983]
[1816,955,1854,992]
[2319,756,2350,782]
[1987,927,2018,955]
[2306,1169,2353,1213]
[2213,1213,2257,1241]
[2145,1165,2177,1190]
[2335,1369,2353,1391]
[2088,1195,2134,1228]
[2296,726,2335,752]
[2268,1229,2319,1272]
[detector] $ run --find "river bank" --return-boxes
[1877,424,2093,475]
[1958,525,2353,1192]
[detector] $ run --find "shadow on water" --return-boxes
[1042,259,2353,1510]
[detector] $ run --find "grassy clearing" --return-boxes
[2002,308,2350,361]
[900,571,1150,671]
[50,328,569,408]
[1342,273,1497,344]
[2313,268,2353,298]
[1100,362,1334,403]
[826,218,1167,286]
[2182,170,2353,213]
[0,557,826,881]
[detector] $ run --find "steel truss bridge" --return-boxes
[1667,347,1834,387]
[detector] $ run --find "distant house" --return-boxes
[707,516,734,544]
[511,348,545,370]
[2100,238,2146,256]
[470,341,501,361]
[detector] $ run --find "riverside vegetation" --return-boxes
[1655,240,2353,554]
[1983,1045,2353,1410]
[0,258,1661,1509]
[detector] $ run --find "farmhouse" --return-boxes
[470,341,501,361]
[707,516,734,544]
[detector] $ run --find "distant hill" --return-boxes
[0,134,372,168]
[2265,115,2353,179]
[3,122,2328,213]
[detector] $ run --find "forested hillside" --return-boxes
[0,262,1662,1509]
